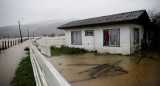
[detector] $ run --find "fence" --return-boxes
[29,41,70,86]
[0,38,28,52]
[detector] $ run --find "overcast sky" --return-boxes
[0,0,160,27]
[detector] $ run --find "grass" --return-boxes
[11,50,36,86]
[24,47,29,51]
[51,45,88,56]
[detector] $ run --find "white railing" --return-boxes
[29,41,70,86]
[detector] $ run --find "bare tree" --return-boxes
[18,18,24,43]
[43,34,47,37]
[148,9,160,24]
[27,28,29,39]
[33,32,34,39]
[58,33,65,36]
[48,33,55,37]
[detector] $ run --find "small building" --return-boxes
[58,10,151,55]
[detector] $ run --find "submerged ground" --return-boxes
[0,41,28,86]
[50,53,160,86]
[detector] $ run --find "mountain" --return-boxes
[0,19,71,38]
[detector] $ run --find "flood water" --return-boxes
[50,53,160,86]
[0,41,28,86]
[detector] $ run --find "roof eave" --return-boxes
[57,20,137,29]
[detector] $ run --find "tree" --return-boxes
[58,33,65,36]
[43,34,47,37]
[148,9,160,25]
[48,33,55,37]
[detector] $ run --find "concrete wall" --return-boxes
[40,45,51,57]
[37,36,65,48]
[65,23,144,55]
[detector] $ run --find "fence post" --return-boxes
[18,39,20,44]
[10,40,12,47]
[2,41,4,50]
[13,40,14,46]
[8,40,10,48]
[15,40,16,45]
[0,44,1,52]
[5,41,7,49]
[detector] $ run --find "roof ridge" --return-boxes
[58,9,148,29]
[72,9,146,22]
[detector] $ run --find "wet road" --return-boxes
[0,41,28,86]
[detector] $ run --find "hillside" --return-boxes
[0,19,69,38]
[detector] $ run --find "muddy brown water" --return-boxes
[50,53,160,86]
[0,41,28,86]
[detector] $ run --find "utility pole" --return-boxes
[18,18,24,43]
[27,28,29,39]
[33,32,34,39]
[15,35,17,39]
[8,33,9,39]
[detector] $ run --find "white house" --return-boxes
[58,10,151,55]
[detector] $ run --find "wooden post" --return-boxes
[0,44,1,52]
[5,41,7,49]
[18,39,20,44]
[2,41,4,50]
[13,40,14,46]
[8,40,9,48]
[15,40,16,45]
[10,40,12,47]
[0,45,1,52]
[0,45,2,53]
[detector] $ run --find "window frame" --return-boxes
[71,31,82,45]
[85,30,94,36]
[134,28,139,44]
[103,28,120,47]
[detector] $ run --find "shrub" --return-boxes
[11,51,36,86]
[24,47,29,51]
[50,45,88,56]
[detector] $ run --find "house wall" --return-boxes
[93,24,130,55]
[65,27,94,50]
[65,23,144,55]
[129,24,144,53]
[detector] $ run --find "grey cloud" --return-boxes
[0,0,160,27]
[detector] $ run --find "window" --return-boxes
[104,29,120,46]
[71,31,82,45]
[134,28,139,44]
[85,30,94,36]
